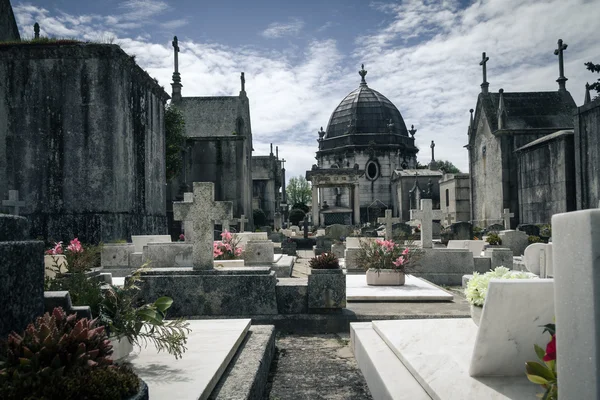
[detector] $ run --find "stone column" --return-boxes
[353,184,360,225]
[552,209,600,399]
[312,185,319,226]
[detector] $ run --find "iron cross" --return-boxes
[479,52,489,84]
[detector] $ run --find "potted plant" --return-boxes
[465,266,537,325]
[307,252,346,310]
[525,323,557,399]
[213,230,244,268]
[0,307,148,400]
[485,232,502,247]
[99,269,191,360]
[356,239,422,286]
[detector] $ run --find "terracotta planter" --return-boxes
[366,269,405,286]
[109,335,134,361]
[44,254,68,278]
[471,304,483,326]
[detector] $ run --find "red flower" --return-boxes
[543,334,556,362]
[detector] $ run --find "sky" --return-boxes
[11,0,600,182]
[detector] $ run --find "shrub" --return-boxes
[465,267,537,306]
[486,233,502,245]
[309,252,340,269]
[289,208,306,225]
[253,209,267,227]
[291,203,309,213]
[528,235,542,244]
[0,307,140,400]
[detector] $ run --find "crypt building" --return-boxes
[307,65,421,225]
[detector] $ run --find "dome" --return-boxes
[325,65,408,139]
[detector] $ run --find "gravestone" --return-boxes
[243,240,274,265]
[486,223,504,233]
[410,199,444,248]
[314,236,333,256]
[273,212,282,230]
[501,208,514,230]
[303,217,309,239]
[517,223,540,237]
[173,182,233,270]
[2,190,25,215]
[290,225,300,234]
[553,209,600,399]
[523,243,553,277]
[499,230,529,256]
[391,222,412,239]
[0,214,44,337]
[377,209,401,241]
[325,224,353,241]
[451,221,472,240]
[182,192,195,242]
[234,215,249,232]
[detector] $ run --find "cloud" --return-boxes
[261,18,304,39]
[118,0,169,21]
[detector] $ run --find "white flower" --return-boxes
[464,266,538,306]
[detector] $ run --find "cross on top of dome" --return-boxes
[359,64,368,85]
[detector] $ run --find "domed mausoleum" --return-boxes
[306,65,421,226]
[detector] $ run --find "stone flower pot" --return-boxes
[308,269,346,309]
[127,378,149,400]
[470,304,483,326]
[366,269,405,286]
[109,334,134,361]
[44,254,68,278]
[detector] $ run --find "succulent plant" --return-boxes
[309,252,340,269]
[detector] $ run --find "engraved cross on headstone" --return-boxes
[173,182,232,270]
[2,190,25,216]
[444,213,455,227]
[377,209,401,241]
[410,199,444,249]
[554,39,568,91]
[502,208,514,230]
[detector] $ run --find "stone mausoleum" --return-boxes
[307,65,419,225]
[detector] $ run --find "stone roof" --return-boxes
[476,90,576,133]
[515,129,574,152]
[178,96,243,138]
[393,169,444,177]
[0,0,20,42]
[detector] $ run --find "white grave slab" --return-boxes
[346,275,453,301]
[523,243,553,277]
[372,319,539,399]
[131,235,172,253]
[447,240,486,256]
[130,319,250,400]
[470,279,555,376]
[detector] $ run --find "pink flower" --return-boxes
[221,230,232,241]
[179,234,185,241]
[46,241,63,255]
[392,256,405,267]
[66,238,83,253]
[235,248,242,256]
[402,248,410,256]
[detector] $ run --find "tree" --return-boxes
[585,61,600,101]
[253,209,267,227]
[165,105,186,181]
[291,203,309,213]
[436,160,461,174]
[289,208,306,226]
[287,176,311,207]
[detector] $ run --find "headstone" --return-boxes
[447,240,485,256]
[443,213,455,227]
[498,230,529,256]
[2,190,25,215]
[234,214,249,232]
[486,223,504,233]
[182,192,195,242]
[501,208,514,230]
[391,222,412,238]
[131,235,172,253]
[243,240,274,265]
[173,182,233,270]
[483,247,513,270]
[324,224,353,241]
[450,221,473,240]
[432,221,442,239]
[274,212,282,230]
[290,225,300,233]
[0,214,44,337]
[377,209,401,240]
[523,243,553,277]
[410,199,444,248]
[517,223,540,237]
[553,209,600,399]
[303,217,309,239]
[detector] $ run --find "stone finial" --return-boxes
[430,140,435,162]
[281,158,286,169]
[359,64,368,85]
[270,143,273,156]
[554,39,568,91]
[408,124,417,139]
[240,72,245,93]
[468,108,474,134]
[480,52,490,94]
[34,22,40,39]
[318,126,326,140]
[585,82,592,105]
[276,146,279,159]
[171,36,182,101]
[498,88,506,129]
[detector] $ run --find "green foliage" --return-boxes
[528,235,542,244]
[309,252,340,269]
[99,269,191,360]
[436,159,461,174]
[585,61,600,101]
[0,307,139,400]
[253,209,267,227]
[486,233,502,245]
[45,272,104,316]
[525,325,557,399]
[291,202,309,213]
[287,176,312,206]
[465,267,537,306]
[289,208,306,226]
[539,224,552,238]
[165,105,186,181]
[355,239,422,274]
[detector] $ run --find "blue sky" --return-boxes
[11,0,600,181]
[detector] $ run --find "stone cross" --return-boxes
[221,220,230,232]
[377,209,401,241]
[173,182,232,270]
[303,216,309,239]
[2,190,25,216]
[182,192,195,242]
[502,208,514,230]
[240,72,245,92]
[480,52,489,83]
[430,140,435,161]
[172,36,180,73]
[554,39,568,90]
[444,213,455,227]
[234,214,248,232]
[410,199,444,249]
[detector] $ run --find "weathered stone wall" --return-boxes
[395,173,442,222]
[440,173,471,223]
[0,0,20,42]
[0,44,169,243]
[517,133,575,224]
[575,99,600,210]
[252,155,281,221]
